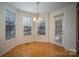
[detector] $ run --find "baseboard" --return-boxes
[49,41,77,53]
[0,41,77,56]
[0,41,35,56]
[35,40,48,43]
[64,47,77,56]
[70,49,77,53]
[64,48,76,52]
[0,45,16,56]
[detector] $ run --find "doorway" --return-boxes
[54,13,64,46]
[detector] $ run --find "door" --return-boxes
[54,13,64,46]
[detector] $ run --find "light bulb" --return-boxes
[33,18,36,21]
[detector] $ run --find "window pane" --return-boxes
[54,13,64,44]
[38,17,45,35]
[5,9,16,40]
[55,19,62,43]
[23,16,31,35]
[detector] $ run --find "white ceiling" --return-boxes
[8,2,73,14]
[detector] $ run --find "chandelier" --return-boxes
[33,2,41,22]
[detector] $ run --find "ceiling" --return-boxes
[8,2,73,14]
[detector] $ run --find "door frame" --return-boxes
[76,3,79,53]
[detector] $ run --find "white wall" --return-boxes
[49,3,76,52]
[0,3,35,56]
[0,3,18,56]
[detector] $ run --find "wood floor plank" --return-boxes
[2,41,76,57]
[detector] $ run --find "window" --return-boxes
[5,9,16,40]
[55,19,62,43]
[54,13,64,43]
[23,16,31,35]
[38,17,45,35]
[55,19,62,37]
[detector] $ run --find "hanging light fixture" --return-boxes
[33,2,41,22]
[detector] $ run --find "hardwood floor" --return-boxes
[2,42,76,57]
